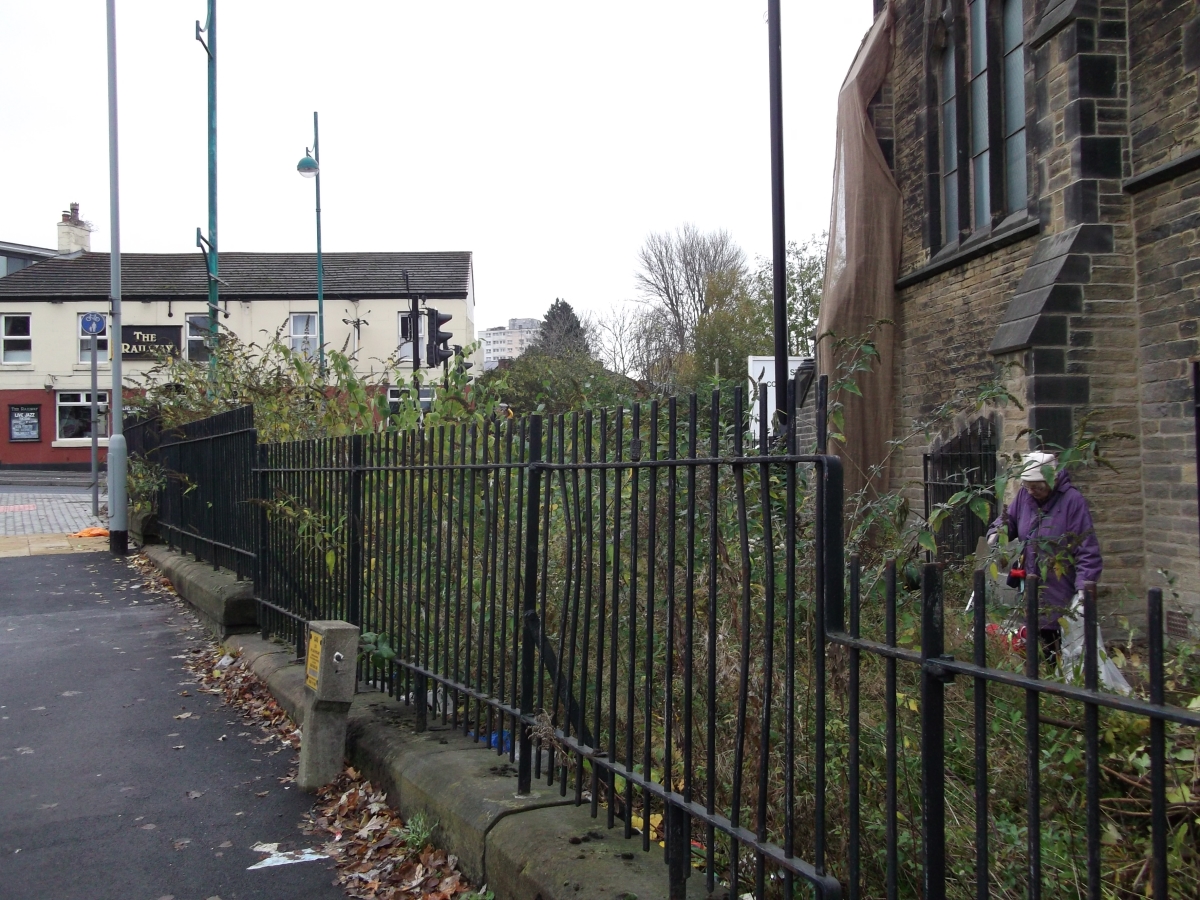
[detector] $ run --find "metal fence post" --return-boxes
[256,441,270,641]
[921,563,947,900]
[666,802,690,899]
[517,415,543,795]
[347,433,365,627]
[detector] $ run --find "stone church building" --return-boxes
[856,0,1199,623]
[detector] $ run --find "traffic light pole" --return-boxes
[410,294,420,373]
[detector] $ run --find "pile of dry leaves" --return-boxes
[182,647,301,752]
[303,770,479,899]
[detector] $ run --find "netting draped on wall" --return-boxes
[816,5,901,498]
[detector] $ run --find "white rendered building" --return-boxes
[0,207,478,467]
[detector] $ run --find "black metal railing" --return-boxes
[923,417,998,559]
[124,413,162,460]
[156,405,257,579]
[152,377,1200,898]
[256,380,845,898]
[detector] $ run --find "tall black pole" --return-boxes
[768,0,789,423]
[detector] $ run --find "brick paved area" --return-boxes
[0,491,106,537]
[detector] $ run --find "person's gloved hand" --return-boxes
[1070,589,1085,615]
[987,531,999,548]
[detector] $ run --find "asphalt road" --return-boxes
[0,552,345,900]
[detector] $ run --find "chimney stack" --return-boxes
[57,202,91,255]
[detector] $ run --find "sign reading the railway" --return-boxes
[121,325,182,360]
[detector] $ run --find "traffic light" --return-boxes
[426,308,453,367]
[452,344,473,377]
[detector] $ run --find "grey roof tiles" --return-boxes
[0,251,471,300]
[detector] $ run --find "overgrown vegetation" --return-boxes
[126,321,1199,898]
[123,326,494,515]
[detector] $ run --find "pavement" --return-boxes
[0,487,108,549]
[0,552,346,900]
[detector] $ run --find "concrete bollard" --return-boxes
[297,620,360,792]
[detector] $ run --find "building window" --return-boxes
[398,310,425,353]
[940,41,960,241]
[290,313,317,358]
[77,313,110,364]
[967,0,990,230]
[1,314,32,364]
[187,314,212,362]
[933,0,1028,250]
[923,418,998,559]
[56,391,109,440]
[1002,0,1028,212]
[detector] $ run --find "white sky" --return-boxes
[1,2,874,330]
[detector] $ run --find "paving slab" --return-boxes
[0,534,108,558]
[0,490,107,536]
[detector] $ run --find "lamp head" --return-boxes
[296,153,319,178]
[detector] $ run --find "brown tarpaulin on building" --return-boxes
[816,5,901,498]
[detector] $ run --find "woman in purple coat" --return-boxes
[988,451,1103,660]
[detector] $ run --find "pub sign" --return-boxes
[121,325,182,360]
[9,405,41,442]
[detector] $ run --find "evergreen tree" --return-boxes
[530,298,591,358]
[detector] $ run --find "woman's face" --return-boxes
[1024,479,1051,502]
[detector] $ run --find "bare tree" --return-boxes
[634,224,747,353]
[592,301,684,389]
[593,302,641,378]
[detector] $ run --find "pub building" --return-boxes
[0,205,478,469]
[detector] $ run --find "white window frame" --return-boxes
[1,313,32,364]
[186,313,213,362]
[398,310,426,342]
[398,310,426,359]
[289,313,318,358]
[53,390,110,446]
[77,313,111,365]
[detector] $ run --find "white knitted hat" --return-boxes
[1020,451,1057,482]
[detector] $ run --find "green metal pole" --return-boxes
[197,1,218,383]
[313,111,325,372]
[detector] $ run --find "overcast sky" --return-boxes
[2,2,874,330]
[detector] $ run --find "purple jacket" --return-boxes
[989,469,1102,627]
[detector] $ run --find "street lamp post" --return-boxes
[196,0,218,383]
[297,112,325,371]
[105,0,128,556]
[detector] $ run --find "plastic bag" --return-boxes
[1059,593,1132,695]
[69,526,110,538]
